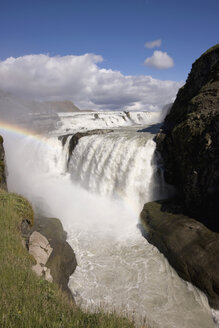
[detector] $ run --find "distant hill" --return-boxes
[0,91,82,133]
[44,101,81,112]
[0,91,81,118]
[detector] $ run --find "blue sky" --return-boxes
[1,0,218,80]
[0,0,218,111]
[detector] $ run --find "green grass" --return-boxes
[0,189,135,328]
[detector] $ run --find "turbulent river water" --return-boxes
[1,111,217,328]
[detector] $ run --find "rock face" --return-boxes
[30,216,77,298]
[140,200,219,309]
[29,231,53,282]
[156,44,219,231]
[0,136,7,191]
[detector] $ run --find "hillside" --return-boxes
[44,100,81,112]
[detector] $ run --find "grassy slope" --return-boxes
[0,189,134,328]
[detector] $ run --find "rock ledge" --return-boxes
[140,200,219,309]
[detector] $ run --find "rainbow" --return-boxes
[0,120,46,142]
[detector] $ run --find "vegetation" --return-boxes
[199,43,219,58]
[0,189,134,328]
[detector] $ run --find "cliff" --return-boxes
[0,136,7,191]
[156,44,219,231]
[140,45,219,310]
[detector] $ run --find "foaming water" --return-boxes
[69,132,156,211]
[0,119,216,328]
[56,111,161,134]
[68,228,212,328]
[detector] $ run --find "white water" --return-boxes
[69,133,156,211]
[1,112,216,328]
[56,111,161,134]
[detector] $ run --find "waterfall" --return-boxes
[56,111,161,134]
[68,133,156,211]
[1,112,216,328]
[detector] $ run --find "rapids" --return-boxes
[1,111,217,328]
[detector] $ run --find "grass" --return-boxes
[0,188,135,328]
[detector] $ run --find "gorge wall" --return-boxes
[156,44,219,231]
[141,45,219,310]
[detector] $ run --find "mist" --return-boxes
[4,131,137,240]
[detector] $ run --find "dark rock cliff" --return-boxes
[140,45,219,310]
[0,136,7,191]
[156,44,219,231]
[140,200,219,309]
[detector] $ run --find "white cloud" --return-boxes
[145,39,162,49]
[0,54,181,111]
[144,51,174,70]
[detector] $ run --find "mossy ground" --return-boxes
[0,189,135,328]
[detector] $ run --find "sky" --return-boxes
[0,0,218,111]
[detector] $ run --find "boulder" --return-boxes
[29,231,53,265]
[29,231,53,282]
[140,200,219,309]
[30,216,77,298]
[156,44,219,231]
